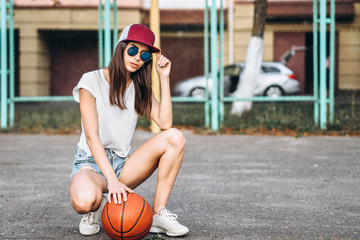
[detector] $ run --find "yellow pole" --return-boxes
[150,0,161,133]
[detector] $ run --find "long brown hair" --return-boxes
[108,41,153,119]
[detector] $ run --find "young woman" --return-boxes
[69,24,189,237]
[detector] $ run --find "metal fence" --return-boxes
[0,0,356,131]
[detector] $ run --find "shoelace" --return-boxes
[158,207,180,224]
[81,212,96,224]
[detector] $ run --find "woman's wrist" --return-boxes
[159,74,170,79]
[106,174,119,184]
[159,76,170,84]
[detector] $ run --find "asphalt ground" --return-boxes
[0,130,359,240]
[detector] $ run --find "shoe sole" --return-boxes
[149,226,165,234]
[79,226,100,236]
[166,229,189,237]
[150,226,189,237]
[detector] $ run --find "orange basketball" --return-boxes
[101,193,153,240]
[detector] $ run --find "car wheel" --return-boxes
[189,87,206,98]
[264,85,284,97]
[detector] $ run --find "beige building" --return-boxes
[13,0,360,97]
[14,0,142,96]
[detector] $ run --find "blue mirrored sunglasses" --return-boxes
[127,46,152,62]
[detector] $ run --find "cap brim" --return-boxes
[149,46,161,53]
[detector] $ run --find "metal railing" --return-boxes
[0,0,336,131]
[204,0,336,131]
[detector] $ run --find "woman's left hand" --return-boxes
[155,52,171,78]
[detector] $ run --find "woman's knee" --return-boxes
[163,128,185,149]
[69,169,107,213]
[69,173,102,213]
[69,186,102,214]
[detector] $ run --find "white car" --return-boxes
[173,62,301,98]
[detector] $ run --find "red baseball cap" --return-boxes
[118,24,160,53]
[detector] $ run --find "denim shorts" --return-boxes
[70,146,131,181]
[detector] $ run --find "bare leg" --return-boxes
[119,128,185,213]
[69,169,107,214]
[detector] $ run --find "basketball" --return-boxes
[101,193,153,240]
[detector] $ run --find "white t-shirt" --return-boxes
[72,69,138,157]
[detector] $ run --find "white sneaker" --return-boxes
[150,207,189,237]
[79,195,107,236]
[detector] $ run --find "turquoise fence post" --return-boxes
[204,1,210,128]
[319,0,327,130]
[329,0,335,123]
[219,0,225,126]
[9,0,14,127]
[313,0,319,126]
[113,0,118,52]
[210,0,219,131]
[104,0,111,66]
[1,0,8,128]
[98,1,104,68]
[99,0,115,67]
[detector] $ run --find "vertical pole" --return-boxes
[150,0,161,133]
[98,1,104,68]
[329,0,335,123]
[313,0,319,126]
[219,0,225,126]
[204,0,210,128]
[104,0,111,66]
[1,0,8,128]
[112,0,118,52]
[319,0,327,130]
[228,0,234,65]
[210,0,219,131]
[9,0,14,127]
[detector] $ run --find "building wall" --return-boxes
[233,3,255,62]
[13,1,360,96]
[161,33,204,91]
[338,2,360,90]
[232,3,277,69]
[14,7,141,96]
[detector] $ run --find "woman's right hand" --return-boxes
[107,178,134,204]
